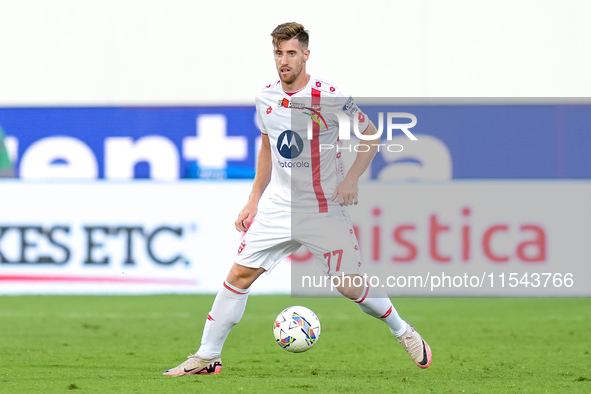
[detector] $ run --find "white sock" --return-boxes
[197,281,249,359]
[353,284,407,337]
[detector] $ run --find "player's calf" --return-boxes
[333,274,366,300]
[345,282,432,368]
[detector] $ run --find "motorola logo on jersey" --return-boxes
[277,130,304,159]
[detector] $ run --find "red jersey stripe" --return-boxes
[311,88,328,213]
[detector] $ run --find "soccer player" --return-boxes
[164,22,431,376]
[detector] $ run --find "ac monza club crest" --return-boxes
[238,240,246,254]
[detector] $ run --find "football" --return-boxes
[273,306,321,353]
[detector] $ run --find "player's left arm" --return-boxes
[332,120,380,205]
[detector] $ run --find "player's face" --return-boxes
[274,38,309,87]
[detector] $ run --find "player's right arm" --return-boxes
[235,134,272,231]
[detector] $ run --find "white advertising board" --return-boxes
[292,181,591,296]
[0,181,291,294]
[0,181,589,296]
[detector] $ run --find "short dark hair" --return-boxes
[271,22,309,50]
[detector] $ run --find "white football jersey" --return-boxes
[255,75,370,213]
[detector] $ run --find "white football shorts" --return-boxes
[235,207,362,276]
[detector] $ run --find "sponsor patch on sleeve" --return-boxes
[342,96,359,116]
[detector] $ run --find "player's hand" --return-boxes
[235,201,258,232]
[332,178,359,206]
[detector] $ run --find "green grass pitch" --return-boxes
[0,296,590,393]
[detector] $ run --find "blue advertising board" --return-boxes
[0,105,590,179]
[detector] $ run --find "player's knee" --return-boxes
[334,275,365,300]
[226,263,264,289]
[338,285,364,300]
